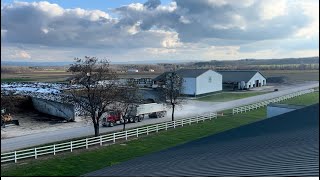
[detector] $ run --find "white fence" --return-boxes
[2,88,316,164]
[1,112,218,163]
[232,89,315,114]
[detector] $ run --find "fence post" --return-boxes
[156,124,159,132]
[70,141,73,152]
[147,127,149,135]
[174,121,176,128]
[125,131,128,140]
[14,151,17,163]
[196,116,199,123]
[53,144,56,155]
[35,148,37,159]
[113,133,116,143]
[136,128,139,137]
[100,136,103,146]
[86,138,88,149]
[181,120,184,127]
[166,123,168,130]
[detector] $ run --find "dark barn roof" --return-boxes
[217,70,265,83]
[85,103,319,176]
[153,69,216,81]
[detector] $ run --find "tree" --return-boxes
[160,71,184,121]
[67,56,119,136]
[116,83,142,131]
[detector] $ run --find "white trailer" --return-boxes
[102,103,167,127]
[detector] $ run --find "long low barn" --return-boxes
[217,70,267,90]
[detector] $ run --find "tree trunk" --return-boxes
[123,117,126,131]
[94,123,100,136]
[172,104,175,121]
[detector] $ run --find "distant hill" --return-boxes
[193,57,319,67]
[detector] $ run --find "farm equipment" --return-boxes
[102,103,167,127]
[1,108,19,127]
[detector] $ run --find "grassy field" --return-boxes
[2,91,318,177]
[1,71,161,83]
[1,71,73,83]
[261,70,319,82]
[196,91,268,102]
[0,78,36,82]
[278,91,319,106]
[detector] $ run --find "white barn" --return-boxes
[217,70,267,90]
[153,69,222,96]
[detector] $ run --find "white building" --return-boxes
[153,69,222,96]
[217,70,267,90]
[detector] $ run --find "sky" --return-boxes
[1,0,319,63]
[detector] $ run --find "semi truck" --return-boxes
[102,103,167,127]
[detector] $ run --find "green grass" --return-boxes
[1,92,318,177]
[196,91,268,102]
[1,78,35,82]
[261,70,319,82]
[1,109,267,176]
[278,92,319,106]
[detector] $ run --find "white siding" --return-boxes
[195,70,222,95]
[247,72,266,89]
[181,77,196,95]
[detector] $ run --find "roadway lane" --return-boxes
[1,81,318,152]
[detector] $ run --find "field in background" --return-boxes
[1,71,73,83]
[1,71,161,83]
[262,70,319,82]
[196,92,268,102]
[2,91,318,177]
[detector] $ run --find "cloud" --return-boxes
[6,50,31,59]
[1,0,318,62]
[1,1,173,49]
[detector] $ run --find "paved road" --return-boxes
[84,104,319,177]
[1,81,318,152]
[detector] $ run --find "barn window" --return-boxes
[208,77,212,83]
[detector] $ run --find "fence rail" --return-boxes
[1,88,316,164]
[1,112,217,163]
[232,89,315,115]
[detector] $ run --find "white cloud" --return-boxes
[294,1,319,38]
[259,0,287,20]
[7,50,31,59]
[1,0,318,62]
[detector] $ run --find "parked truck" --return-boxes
[102,103,167,127]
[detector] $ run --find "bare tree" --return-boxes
[116,83,142,131]
[67,56,119,136]
[159,71,184,121]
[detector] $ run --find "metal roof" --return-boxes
[217,70,265,83]
[268,103,305,109]
[84,103,319,176]
[153,69,214,81]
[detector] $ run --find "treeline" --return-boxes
[1,66,34,73]
[214,64,319,70]
[112,64,165,73]
[189,57,319,70]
